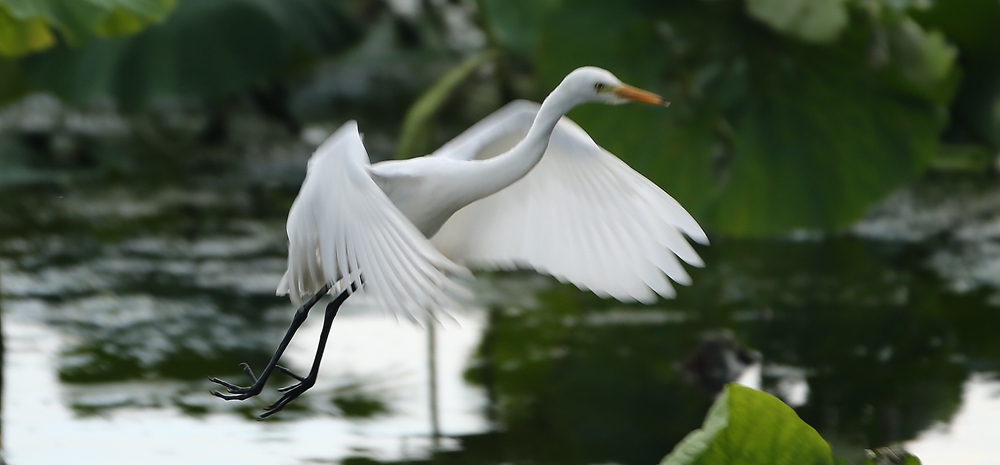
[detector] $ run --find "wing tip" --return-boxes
[314,120,361,152]
[688,229,710,246]
[681,251,706,268]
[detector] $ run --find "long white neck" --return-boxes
[460,88,576,203]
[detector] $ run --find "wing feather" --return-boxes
[431,101,707,302]
[277,121,467,315]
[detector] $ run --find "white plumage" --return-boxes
[276,121,470,317]
[431,100,708,303]
[276,67,709,317]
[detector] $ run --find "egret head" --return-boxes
[559,66,669,107]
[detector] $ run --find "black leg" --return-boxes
[209,283,331,401]
[258,287,351,419]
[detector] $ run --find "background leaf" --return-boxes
[478,0,562,58]
[913,0,1000,150]
[0,0,174,53]
[397,49,497,159]
[0,4,55,56]
[0,56,32,103]
[532,0,955,236]
[745,0,848,43]
[710,33,943,234]
[18,0,362,109]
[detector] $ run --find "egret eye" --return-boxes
[594,83,606,92]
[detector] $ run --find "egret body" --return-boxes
[211,67,708,417]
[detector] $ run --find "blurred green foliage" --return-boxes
[489,0,961,236]
[397,49,497,159]
[17,0,362,110]
[412,0,996,236]
[0,0,175,57]
[745,0,848,43]
[1,0,999,237]
[0,0,176,104]
[0,6,53,57]
[913,0,1000,150]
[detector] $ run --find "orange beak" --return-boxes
[613,84,670,106]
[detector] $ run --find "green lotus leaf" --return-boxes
[661,384,834,465]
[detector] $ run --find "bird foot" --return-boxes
[209,362,265,400]
[258,366,316,419]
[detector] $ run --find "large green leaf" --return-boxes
[18,0,361,109]
[710,36,943,234]
[660,384,834,465]
[535,0,955,236]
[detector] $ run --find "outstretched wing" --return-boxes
[430,101,708,303]
[277,121,468,318]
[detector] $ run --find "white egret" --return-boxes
[210,66,708,417]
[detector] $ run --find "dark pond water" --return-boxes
[0,97,998,465]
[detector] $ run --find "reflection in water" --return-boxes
[427,312,441,450]
[4,310,488,464]
[0,158,999,463]
[907,373,1000,462]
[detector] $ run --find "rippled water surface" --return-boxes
[1,107,999,464]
